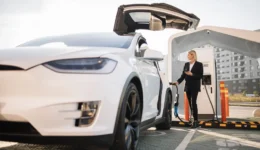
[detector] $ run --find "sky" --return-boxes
[0,0,260,54]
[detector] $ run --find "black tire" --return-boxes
[110,83,141,150]
[156,92,172,130]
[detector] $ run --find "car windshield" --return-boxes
[18,33,134,49]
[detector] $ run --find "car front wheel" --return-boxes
[156,92,172,130]
[111,83,141,150]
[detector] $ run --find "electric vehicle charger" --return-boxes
[170,82,219,125]
[154,58,219,125]
[170,83,192,125]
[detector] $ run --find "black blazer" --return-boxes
[177,61,203,92]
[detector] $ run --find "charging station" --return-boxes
[170,47,218,121]
[194,48,217,120]
[168,26,260,129]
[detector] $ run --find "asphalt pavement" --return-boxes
[0,127,259,150]
[0,106,259,150]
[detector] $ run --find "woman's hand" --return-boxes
[185,71,193,76]
[169,82,178,85]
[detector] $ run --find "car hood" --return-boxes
[0,47,125,70]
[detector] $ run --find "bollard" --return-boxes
[225,88,229,117]
[184,92,190,121]
[220,81,226,122]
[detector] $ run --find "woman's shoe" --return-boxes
[191,120,199,128]
[188,118,193,125]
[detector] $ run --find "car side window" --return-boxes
[135,38,148,57]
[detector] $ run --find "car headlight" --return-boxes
[43,58,117,74]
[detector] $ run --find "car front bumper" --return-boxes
[0,129,113,147]
[0,65,130,138]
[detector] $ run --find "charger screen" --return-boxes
[202,75,211,85]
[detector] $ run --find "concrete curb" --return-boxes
[229,103,260,107]
[230,100,260,102]
[172,120,260,130]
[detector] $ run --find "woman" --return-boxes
[174,50,203,128]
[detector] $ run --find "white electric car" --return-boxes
[0,3,199,150]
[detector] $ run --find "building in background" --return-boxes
[198,41,260,95]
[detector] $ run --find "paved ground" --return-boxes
[1,107,259,150]
[0,127,259,150]
[173,106,260,122]
[139,127,260,150]
[229,106,258,118]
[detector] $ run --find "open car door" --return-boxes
[114,3,200,35]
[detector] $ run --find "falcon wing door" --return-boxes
[114,3,200,35]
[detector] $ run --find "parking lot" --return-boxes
[1,105,260,150]
[1,127,259,150]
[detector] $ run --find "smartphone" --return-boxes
[184,66,189,72]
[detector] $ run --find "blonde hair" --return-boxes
[188,50,197,61]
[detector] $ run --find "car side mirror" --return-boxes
[143,49,164,61]
[140,44,149,51]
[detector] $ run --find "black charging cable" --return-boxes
[203,84,220,123]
